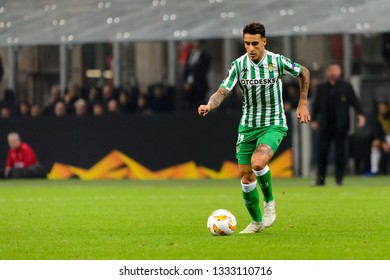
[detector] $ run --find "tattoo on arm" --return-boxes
[208,88,229,110]
[298,66,310,101]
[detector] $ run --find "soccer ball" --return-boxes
[207,209,237,236]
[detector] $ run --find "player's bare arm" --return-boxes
[296,66,311,123]
[198,87,229,117]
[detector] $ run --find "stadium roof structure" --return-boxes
[0,0,389,47]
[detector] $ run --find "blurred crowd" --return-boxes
[0,82,175,118]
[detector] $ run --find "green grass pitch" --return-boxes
[1,177,390,260]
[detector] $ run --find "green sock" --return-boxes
[242,186,262,222]
[256,169,274,203]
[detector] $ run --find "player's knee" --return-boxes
[240,170,255,184]
[251,145,273,171]
[251,155,268,171]
[239,169,251,178]
[251,161,267,171]
[252,165,265,172]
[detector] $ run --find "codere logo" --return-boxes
[240,77,277,86]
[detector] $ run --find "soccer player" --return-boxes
[198,23,310,234]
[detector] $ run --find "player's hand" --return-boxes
[311,121,319,130]
[383,142,390,153]
[296,104,311,123]
[198,104,211,117]
[357,114,365,128]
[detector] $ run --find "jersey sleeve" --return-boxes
[220,61,238,91]
[279,55,302,77]
[5,150,13,168]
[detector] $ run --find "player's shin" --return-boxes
[253,165,274,203]
[241,181,262,222]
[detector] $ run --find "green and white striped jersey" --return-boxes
[220,50,302,130]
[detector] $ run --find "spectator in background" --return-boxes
[107,99,121,114]
[147,83,171,113]
[87,86,101,112]
[44,85,62,115]
[18,101,30,117]
[136,94,149,114]
[54,101,67,117]
[92,102,105,116]
[64,82,79,114]
[118,89,133,113]
[31,104,42,117]
[102,84,115,108]
[183,40,211,109]
[1,106,12,118]
[311,62,365,186]
[366,101,390,175]
[128,85,140,111]
[3,132,46,179]
[74,98,88,116]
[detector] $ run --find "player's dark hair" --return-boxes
[376,100,390,118]
[327,61,343,69]
[378,100,390,107]
[243,23,266,37]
